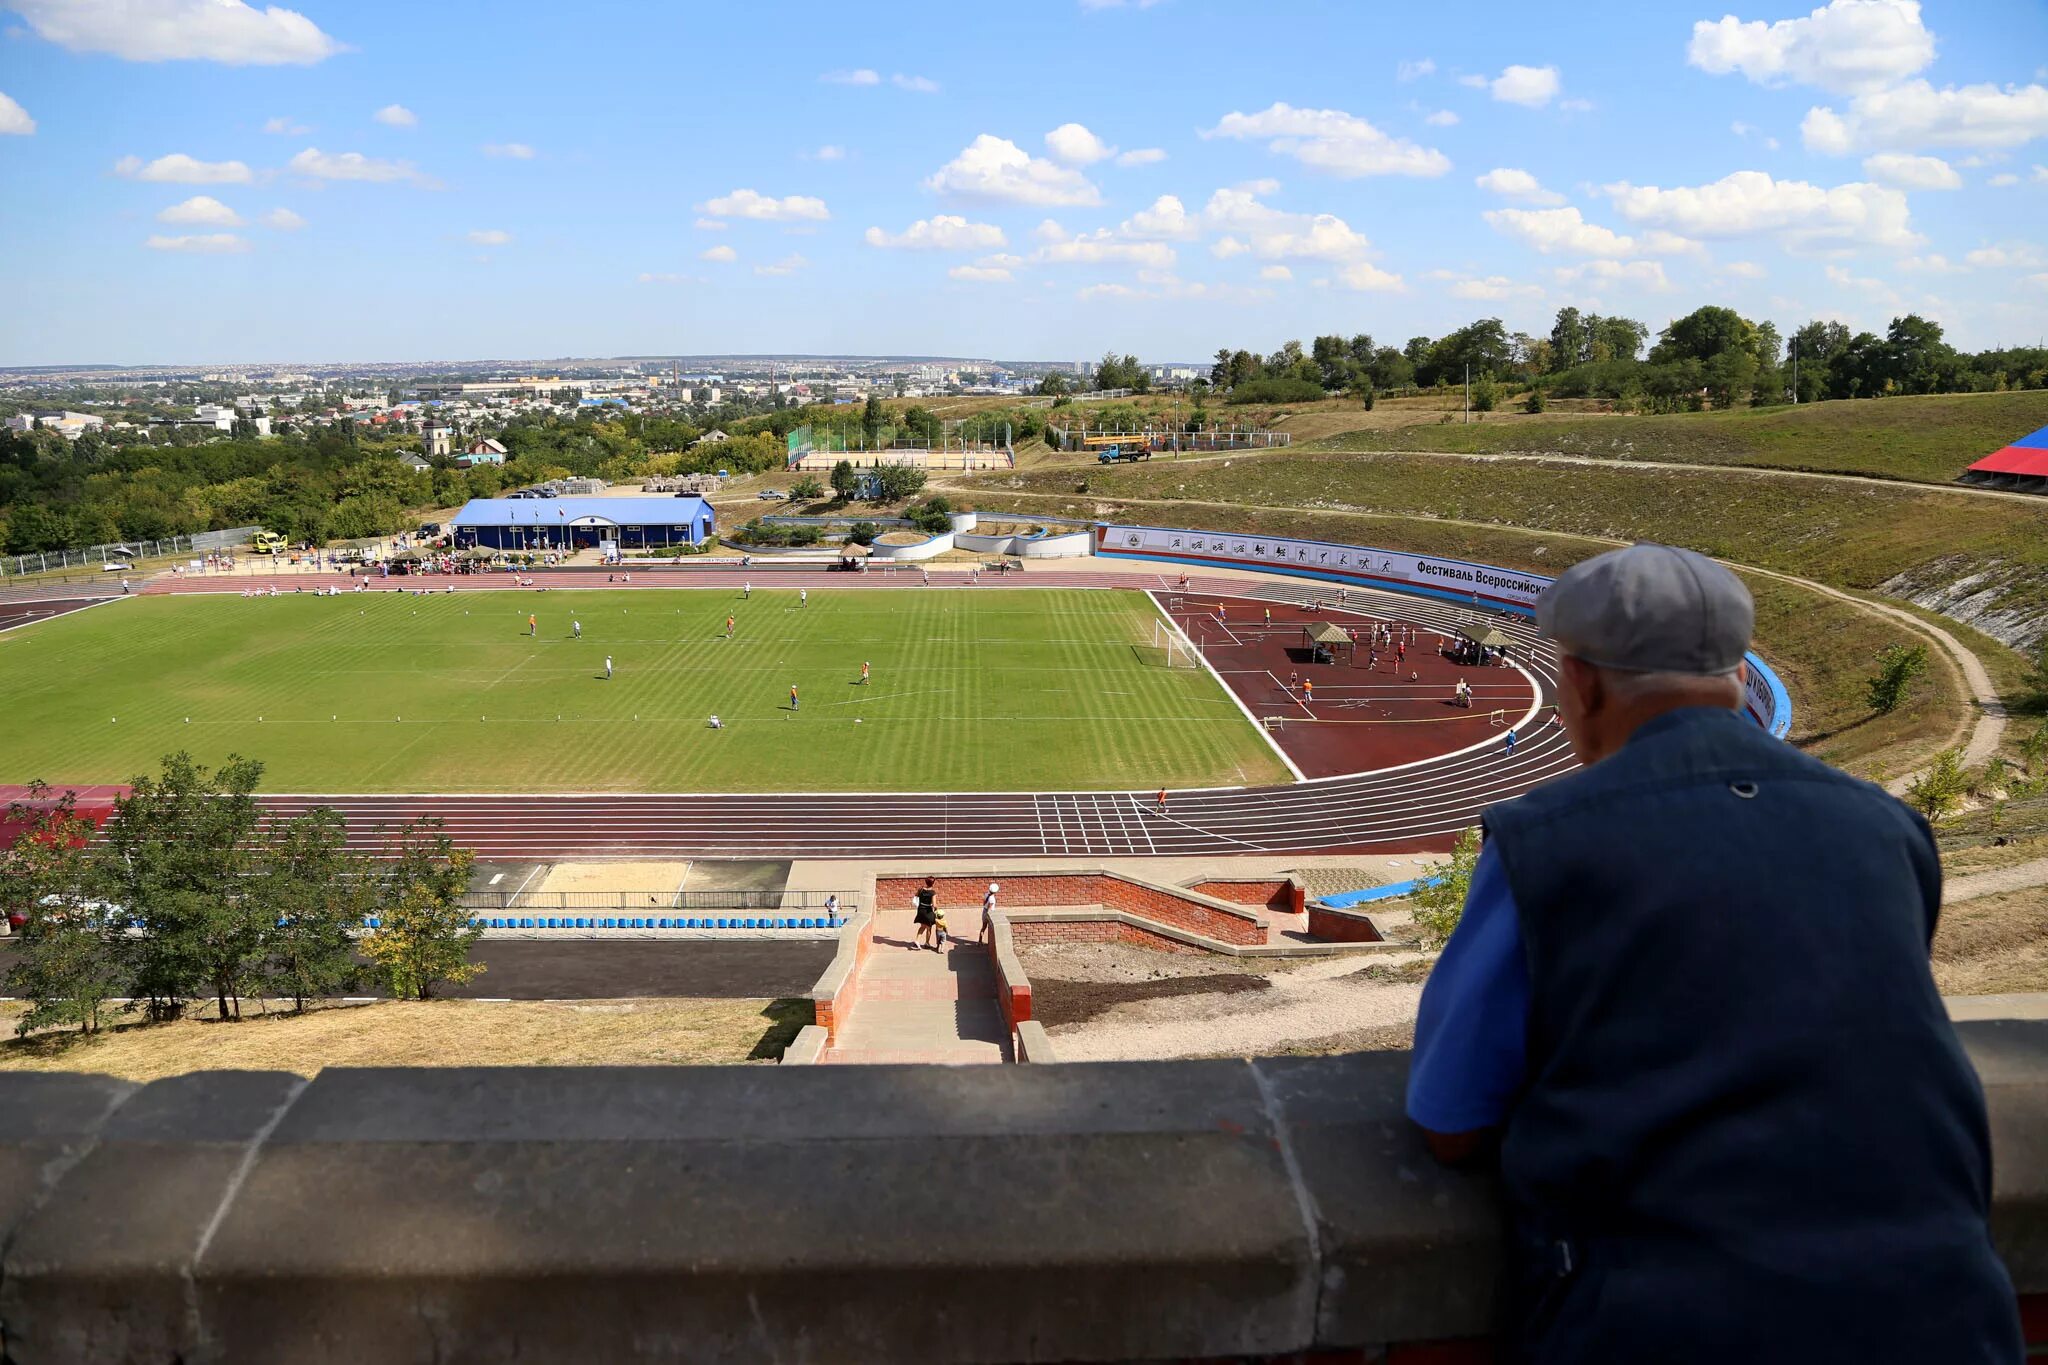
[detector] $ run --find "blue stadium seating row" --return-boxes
[359,916,841,931]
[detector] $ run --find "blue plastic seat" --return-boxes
[659,917,672,929]
[716,917,729,929]
[522,917,535,929]
[545,917,557,930]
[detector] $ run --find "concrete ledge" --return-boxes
[781,1025,829,1065]
[1014,1020,1057,1063]
[1,1022,2040,1362]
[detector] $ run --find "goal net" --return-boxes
[1150,619,1200,669]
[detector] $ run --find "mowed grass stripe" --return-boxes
[0,589,1287,793]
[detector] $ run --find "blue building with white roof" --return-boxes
[449,496,715,552]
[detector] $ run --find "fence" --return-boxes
[453,888,857,915]
[1044,423,1292,454]
[2,526,258,580]
[1024,387,1136,408]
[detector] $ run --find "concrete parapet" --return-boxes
[0,1021,2041,1361]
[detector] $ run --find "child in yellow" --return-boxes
[931,903,950,948]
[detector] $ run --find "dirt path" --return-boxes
[1945,856,2048,906]
[1037,953,1430,1062]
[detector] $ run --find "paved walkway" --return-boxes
[1946,856,2048,906]
[823,902,1010,1064]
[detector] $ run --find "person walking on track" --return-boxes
[1264,607,1272,627]
[1503,726,1517,756]
[528,613,537,636]
[572,618,581,640]
[1156,787,1168,816]
[726,614,734,639]
[743,581,750,600]
[1303,678,1315,704]
[604,655,613,680]
[790,684,800,712]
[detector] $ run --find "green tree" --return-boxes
[875,464,927,501]
[1651,306,1757,365]
[1411,827,1483,949]
[788,475,824,501]
[1865,643,1929,714]
[829,459,856,501]
[1549,307,1589,371]
[97,752,267,1021]
[1523,386,1546,414]
[1905,749,1969,824]
[3,785,126,1037]
[861,395,885,446]
[360,821,483,1000]
[1471,375,1498,411]
[255,807,371,1012]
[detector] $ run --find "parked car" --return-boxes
[757,489,787,501]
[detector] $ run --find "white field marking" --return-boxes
[821,686,951,709]
[510,863,544,903]
[474,998,513,1003]
[488,873,506,886]
[1033,794,1051,852]
[1147,590,1304,784]
[0,596,127,635]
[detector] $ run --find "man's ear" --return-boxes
[1560,654,1599,713]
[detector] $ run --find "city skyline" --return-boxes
[1,0,2046,365]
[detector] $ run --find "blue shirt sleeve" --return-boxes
[1405,843,1532,1134]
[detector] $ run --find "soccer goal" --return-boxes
[1151,619,1200,669]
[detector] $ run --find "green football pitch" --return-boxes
[0,589,1289,793]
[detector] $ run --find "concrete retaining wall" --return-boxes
[2,1020,2041,1362]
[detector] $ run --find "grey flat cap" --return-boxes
[1535,543,1753,675]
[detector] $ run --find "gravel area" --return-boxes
[1021,942,1434,1062]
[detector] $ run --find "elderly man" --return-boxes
[1406,543,2019,1363]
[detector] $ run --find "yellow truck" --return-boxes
[250,531,288,555]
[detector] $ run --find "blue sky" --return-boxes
[0,0,2044,366]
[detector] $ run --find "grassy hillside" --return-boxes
[974,451,2048,653]
[1314,389,2048,485]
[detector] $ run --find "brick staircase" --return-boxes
[821,903,1011,1064]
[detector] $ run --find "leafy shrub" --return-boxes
[1225,377,1326,405]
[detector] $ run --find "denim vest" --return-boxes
[1483,706,2019,1363]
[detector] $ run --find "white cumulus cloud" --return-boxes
[1802,79,2048,153]
[466,229,510,246]
[1337,262,1404,292]
[373,103,417,128]
[810,145,845,161]
[1601,169,1917,248]
[1484,64,1563,108]
[262,116,309,135]
[700,189,830,221]
[484,142,535,159]
[1397,58,1436,82]
[754,253,807,277]
[1424,109,1459,127]
[1861,151,1960,188]
[948,265,1014,282]
[925,134,1102,206]
[1687,0,1934,94]
[115,153,253,184]
[700,245,738,263]
[864,216,1007,250]
[1431,270,1546,301]
[892,73,940,93]
[287,148,430,185]
[1116,147,1167,166]
[1120,195,1196,239]
[821,68,880,85]
[260,207,306,230]
[1046,123,1116,165]
[1032,230,1177,269]
[1965,244,2044,269]
[158,195,242,226]
[1259,265,1293,281]
[1475,167,1565,205]
[0,92,34,135]
[1204,102,1450,177]
[145,232,249,253]
[1484,206,1689,258]
[13,0,345,64]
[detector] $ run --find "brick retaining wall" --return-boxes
[1307,904,1386,943]
[876,872,1267,947]
[1188,878,1306,916]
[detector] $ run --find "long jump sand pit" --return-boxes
[531,861,695,899]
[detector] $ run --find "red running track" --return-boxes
[110,565,1577,857]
